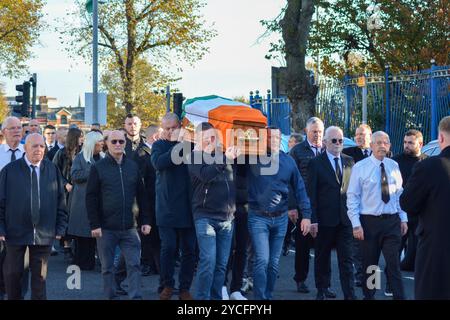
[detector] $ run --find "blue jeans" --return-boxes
[159,227,196,291]
[96,229,142,300]
[248,212,288,300]
[194,218,234,300]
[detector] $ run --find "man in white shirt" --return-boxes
[347,131,408,300]
[0,117,25,171]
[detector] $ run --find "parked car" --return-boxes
[343,137,357,148]
[421,139,440,157]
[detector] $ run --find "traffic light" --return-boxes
[173,93,184,118]
[14,81,31,117]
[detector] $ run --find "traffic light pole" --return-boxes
[31,73,37,119]
[92,0,98,123]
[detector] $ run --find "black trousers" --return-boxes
[352,238,364,282]
[314,224,355,298]
[360,215,405,300]
[140,226,161,272]
[283,220,295,248]
[293,228,314,283]
[4,245,51,300]
[225,205,249,293]
[0,241,5,297]
[74,236,96,270]
[0,243,29,299]
[400,218,418,270]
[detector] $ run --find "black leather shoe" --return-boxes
[116,287,127,295]
[316,291,325,300]
[323,288,337,299]
[296,282,310,293]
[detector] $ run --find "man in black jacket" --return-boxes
[86,130,151,300]
[124,114,146,161]
[392,129,427,271]
[307,126,356,300]
[188,122,240,300]
[151,113,196,300]
[400,116,450,299]
[136,125,161,276]
[288,117,324,294]
[0,133,68,300]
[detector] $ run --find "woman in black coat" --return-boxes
[52,127,84,262]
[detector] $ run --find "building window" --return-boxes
[61,115,68,125]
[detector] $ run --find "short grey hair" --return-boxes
[371,131,390,144]
[24,133,44,145]
[324,126,343,140]
[161,112,180,124]
[1,116,20,130]
[306,117,324,130]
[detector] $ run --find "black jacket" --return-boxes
[136,143,156,226]
[0,158,68,245]
[151,140,193,228]
[307,152,354,226]
[188,151,236,221]
[400,146,450,300]
[86,153,150,231]
[125,135,146,162]
[342,146,368,163]
[289,140,320,219]
[46,144,61,162]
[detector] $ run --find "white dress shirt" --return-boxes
[326,151,342,173]
[46,142,56,150]
[24,155,41,194]
[347,155,408,228]
[0,143,25,171]
[307,140,323,156]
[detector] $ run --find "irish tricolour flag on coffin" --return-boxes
[181,95,268,155]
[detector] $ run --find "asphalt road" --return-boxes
[29,247,414,300]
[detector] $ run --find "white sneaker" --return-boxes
[222,286,229,300]
[230,291,248,300]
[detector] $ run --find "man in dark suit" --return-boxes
[136,125,160,277]
[0,133,68,300]
[343,124,372,162]
[400,116,450,299]
[307,126,356,300]
[342,123,372,286]
[289,117,325,294]
[46,126,67,162]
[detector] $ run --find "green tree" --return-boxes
[309,0,449,74]
[261,0,318,131]
[0,0,44,77]
[0,84,10,121]
[60,0,216,114]
[101,57,169,129]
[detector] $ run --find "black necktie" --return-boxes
[9,149,17,162]
[312,146,321,157]
[334,157,342,183]
[363,149,369,158]
[30,165,40,226]
[380,163,390,204]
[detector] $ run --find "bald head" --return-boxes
[28,119,40,134]
[106,130,126,160]
[24,133,46,164]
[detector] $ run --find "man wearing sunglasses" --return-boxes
[86,130,151,300]
[307,126,356,300]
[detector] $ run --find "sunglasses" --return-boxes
[331,138,343,144]
[110,139,125,145]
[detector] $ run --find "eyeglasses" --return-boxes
[331,138,343,144]
[110,139,125,145]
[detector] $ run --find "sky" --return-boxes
[1,0,286,107]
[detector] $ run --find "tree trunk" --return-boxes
[281,0,318,132]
